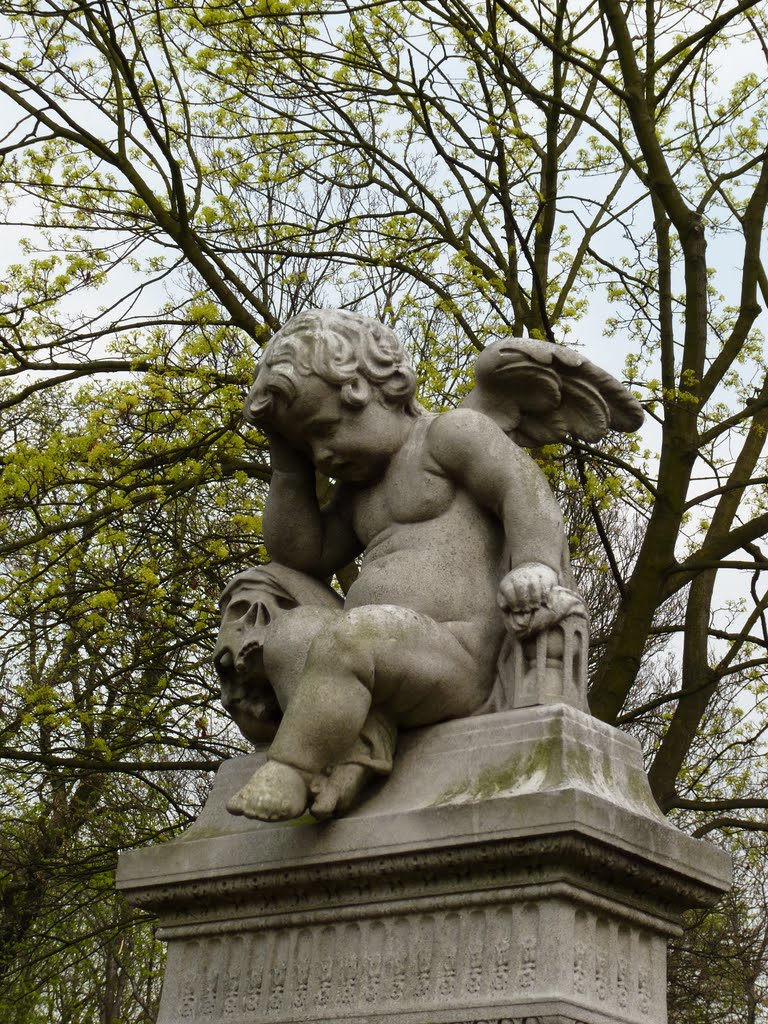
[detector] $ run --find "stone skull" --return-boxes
[213,564,344,744]
[213,572,288,742]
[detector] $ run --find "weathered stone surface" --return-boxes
[213,310,644,822]
[117,314,728,1023]
[117,705,730,1024]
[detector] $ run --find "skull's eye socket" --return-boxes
[224,599,273,627]
[226,599,253,618]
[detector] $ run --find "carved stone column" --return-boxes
[117,705,730,1024]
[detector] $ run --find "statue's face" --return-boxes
[213,578,292,743]
[276,374,408,483]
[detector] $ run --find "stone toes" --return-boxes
[225,763,310,822]
[310,788,338,820]
[226,792,246,815]
[226,785,268,819]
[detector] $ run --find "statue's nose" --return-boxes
[213,647,235,675]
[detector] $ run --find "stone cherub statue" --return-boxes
[213,310,643,822]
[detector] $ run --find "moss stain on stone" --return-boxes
[431,735,565,805]
[625,767,661,813]
[566,742,597,787]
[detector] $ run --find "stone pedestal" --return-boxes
[117,705,731,1024]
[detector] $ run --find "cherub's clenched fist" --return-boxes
[497,562,559,638]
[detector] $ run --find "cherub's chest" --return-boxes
[352,449,455,540]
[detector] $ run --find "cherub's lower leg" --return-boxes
[308,706,397,818]
[227,621,375,821]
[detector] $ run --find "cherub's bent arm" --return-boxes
[426,408,564,573]
[262,437,362,578]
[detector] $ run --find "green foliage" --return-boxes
[1,0,768,1019]
[668,834,768,1023]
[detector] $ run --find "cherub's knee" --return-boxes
[304,609,378,686]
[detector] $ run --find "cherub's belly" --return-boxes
[345,535,502,627]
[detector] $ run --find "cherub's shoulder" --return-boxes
[425,407,530,482]
[425,406,500,451]
[423,407,512,478]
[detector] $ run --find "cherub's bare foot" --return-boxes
[309,763,373,820]
[227,760,310,821]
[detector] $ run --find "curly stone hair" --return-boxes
[244,309,421,426]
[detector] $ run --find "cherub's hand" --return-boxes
[497,562,559,638]
[266,430,313,476]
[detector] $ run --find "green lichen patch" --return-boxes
[431,735,568,805]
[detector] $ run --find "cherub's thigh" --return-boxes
[264,605,342,708]
[335,604,489,724]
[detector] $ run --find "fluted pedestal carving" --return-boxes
[117,706,731,1024]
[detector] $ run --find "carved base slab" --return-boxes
[117,706,731,1024]
[161,899,664,1024]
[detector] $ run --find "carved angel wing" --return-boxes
[460,337,644,446]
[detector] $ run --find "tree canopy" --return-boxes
[1,0,768,1019]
